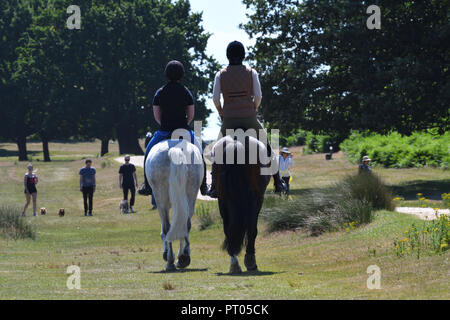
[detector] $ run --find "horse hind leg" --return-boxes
[244,218,258,271]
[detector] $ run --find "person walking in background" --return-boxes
[22,164,38,217]
[79,159,96,216]
[279,147,294,195]
[358,156,371,174]
[119,155,138,213]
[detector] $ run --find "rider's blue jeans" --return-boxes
[145,130,196,158]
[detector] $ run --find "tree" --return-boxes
[0,0,36,161]
[4,0,217,159]
[74,0,217,154]
[241,0,450,136]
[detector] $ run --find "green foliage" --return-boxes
[0,205,36,240]
[196,203,220,231]
[443,193,450,209]
[2,0,218,158]
[262,173,392,235]
[394,214,449,258]
[242,0,449,136]
[341,131,450,168]
[279,129,308,147]
[302,132,344,154]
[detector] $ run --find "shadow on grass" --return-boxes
[390,179,450,200]
[149,268,209,274]
[266,179,449,202]
[216,270,283,277]
[0,149,40,158]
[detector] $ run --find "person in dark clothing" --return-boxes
[119,155,138,213]
[138,60,208,196]
[358,156,372,174]
[79,159,96,216]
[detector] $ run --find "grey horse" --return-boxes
[146,139,203,271]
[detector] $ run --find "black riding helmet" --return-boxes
[165,60,185,81]
[226,41,245,65]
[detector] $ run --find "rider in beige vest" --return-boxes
[207,41,286,197]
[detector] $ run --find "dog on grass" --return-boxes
[119,200,129,214]
[58,208,65,217]
[40,208,47,215]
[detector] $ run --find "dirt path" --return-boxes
[8,166,22,182]
[115,156,214,201]
[395,207,448,220]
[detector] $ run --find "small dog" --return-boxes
[58,208,65,217]
[40,208,47,215]
[119,200,129,214]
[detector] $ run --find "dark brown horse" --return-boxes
[212,135,270,274]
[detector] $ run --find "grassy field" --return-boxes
[0,141,449,299]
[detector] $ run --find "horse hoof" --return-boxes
[165,263,176,272]
[176,255,191,269]
[244,254,258,271]
[229,263,242,275]
[163,251,168,262]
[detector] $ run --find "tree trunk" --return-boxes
[42,136,51,162]
[116,124,144,155]
[17,134,28,161]
[100,138,109,156]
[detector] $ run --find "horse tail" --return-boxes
[220,163,257,256]
[166,147,190,242]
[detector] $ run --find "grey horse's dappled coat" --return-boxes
[146,139,203,270]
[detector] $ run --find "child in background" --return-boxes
[22,164,38,217]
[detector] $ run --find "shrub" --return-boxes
[394,214,449,258]
[0,205,36,240]
[442,193,450,209]
[196,203,220,231]
[340,173,395,211]
[341,131,450,168]
[262,173,392,236]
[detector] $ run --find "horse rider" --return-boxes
[138,60,208,196]
[207,41,286,198]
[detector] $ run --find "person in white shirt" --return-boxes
[279,147,294,194]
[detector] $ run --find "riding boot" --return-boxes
[138,154,152,196]
[207,164,218,198]
[200,158,208,196]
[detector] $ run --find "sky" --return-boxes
[188,0,255,140]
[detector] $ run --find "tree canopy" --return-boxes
[1,0,217,160]
[242,0,449,136]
